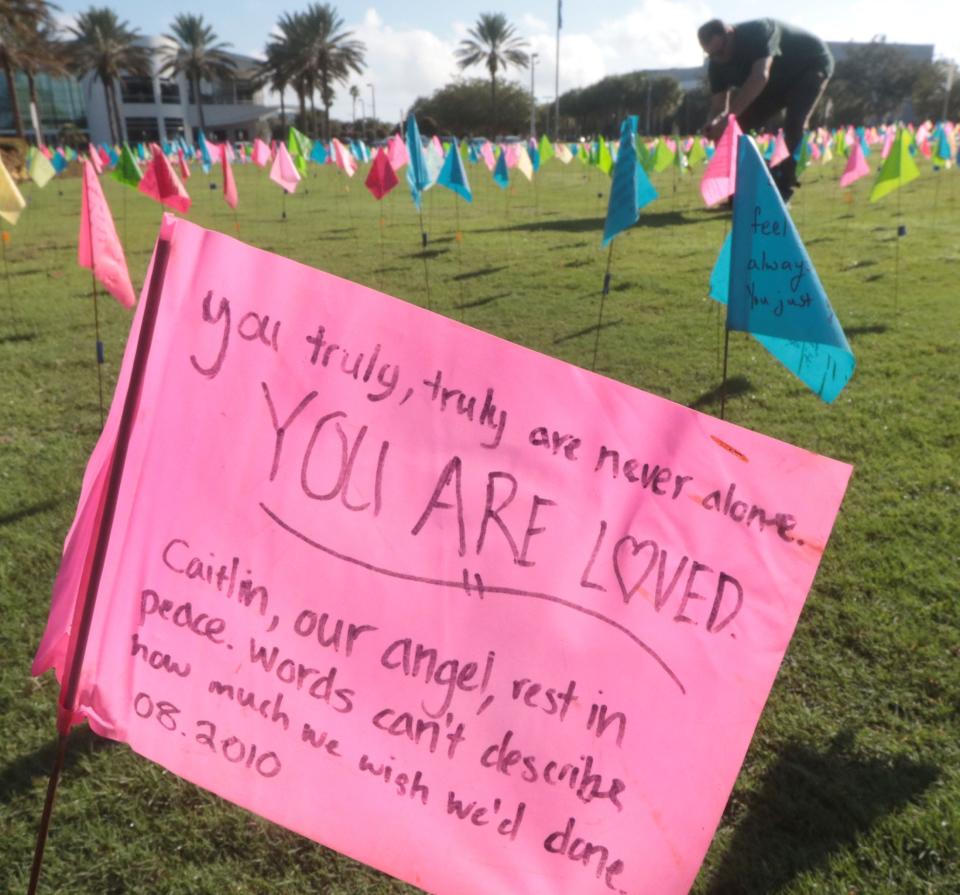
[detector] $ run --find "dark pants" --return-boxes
[738,68,830,186]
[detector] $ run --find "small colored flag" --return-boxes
[138,144,192,213]
[596,137,613,175]
[78,160,136,308]
[493,148,510,189]
[405,114,430,209]
[554,141,573,164]
[839,139,870,188]
[113,144,142,189]
[222,143,238,210]
[769,130,790,168]
[515,145,534,181]
[538,134,554,164]
[710,136,854,403]
[177,148,191,180]
[252,138,271,168]
[700,115,742,207]
[269,143,302,194]
[288,127,311,176]
[310,141,328,165]
[331,138,357,178]
[603,117,651,246]
[387,133,409,171]
[29,147,58,187]
[652,139,674,173]
[436,138,472,202]
[365,147,399,200]
[0,154,26,225]
[870,127,920,202]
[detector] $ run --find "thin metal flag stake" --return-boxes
[591,241,615,372]
[1,223,23,337]
[27,233,173,895]
[454,195,465,322]
[90,270,105,428]
[720,321,731,421]
[417,205,432,310]
[894,187,903,314]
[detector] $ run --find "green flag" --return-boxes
[112,143,142,188]
[652,139,674,173]
[637,138,654,172]
[687,138,707,167]
[870,127,920,202]
[538,134,554,164]
[287,127,311,176]
[596,137,613,175]
[795,134,813,177]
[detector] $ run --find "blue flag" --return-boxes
[493,148,509,189]
[436,138,472,202]
[405,114,430,209]
[602,117,657,247]
[529,145,540,173]
[310,141,328,165]
[710,136,855,403]
[197,130,212,172]
[51,150,68,173]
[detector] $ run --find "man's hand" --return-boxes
[703,114,728,142]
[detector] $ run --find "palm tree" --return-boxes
[158,14,236,135]
[17,19,67,146]
[349,83,359,129]
[67,7,151,145]
[258,40,290,135]
[455,13,529,133]
[0,0,53,140]
[264,12,310,133]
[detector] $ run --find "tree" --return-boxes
[349,83,359,127]
[455,13,529,133]
[158,14,236,135]
[826,39,925,124]
[264,4,365,141]
[410,77,532,135]
[912,59,959,122]
[16,18,68,146]
[0,0,54,140]
[67,7,151,145]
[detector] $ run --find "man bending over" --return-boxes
[698,18,833,201]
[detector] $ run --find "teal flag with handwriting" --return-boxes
[710,136,855,403]
[602,116,658,247]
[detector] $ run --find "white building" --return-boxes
[83,36,274,146]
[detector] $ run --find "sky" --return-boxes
[55,0,956,125]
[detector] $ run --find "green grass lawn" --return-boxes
[1,153,958,894]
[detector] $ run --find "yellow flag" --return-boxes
[0,155,26,225]
[29,149,57,188]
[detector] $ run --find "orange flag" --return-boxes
[364,146,398,200]
[138,144,191,213]
[78,160,136,308]
[222,143,238,209]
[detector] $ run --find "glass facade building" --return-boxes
[0,72,88,139]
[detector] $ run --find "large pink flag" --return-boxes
[139,144,191,213]
[88,147,103,175]
[36,213,851,895]
[700,114,743,206]
[222,143,238,210]
[269,143,301,193]
[839,138,870,188]
[78,160,136,308]
[252,138,271,168]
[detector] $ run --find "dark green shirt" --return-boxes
[708,19,834,93]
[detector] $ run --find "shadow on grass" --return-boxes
[704,732,938,895]
[455,291,511,310]
[0,332,38,345]
[0,725,115,804]
[844,324,888,339]
[0,498,61,528]
[473,210,698,235]
[401,248,449,260]
[452,265,509,282]
[553,318,623,345]
[689,375,752,410]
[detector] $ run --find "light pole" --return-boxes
[530,52,539,140]
[367,83,376,137]
[359,98,366,141]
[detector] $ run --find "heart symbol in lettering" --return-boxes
[613,536,659,605]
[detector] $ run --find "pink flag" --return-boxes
[839,138,870,188]
[700,114,742,206]
[35,213,851,895]
[480,140,496,171]
[98,146,111,169]
[386,133,408,170]
[177,148,191,180]
[430,134,445,159]
[222,143,238,210]
[252,138,271,168]
[268,142,301,193]
[364,146,398,200]
[881,128,895,159]
[504,143,520,168]
[88,147,103,175]
[224,141,236,163]
[769,129,790,167]
[78,160,136,308]
[331,138,357,177]
[138,144,191,213]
